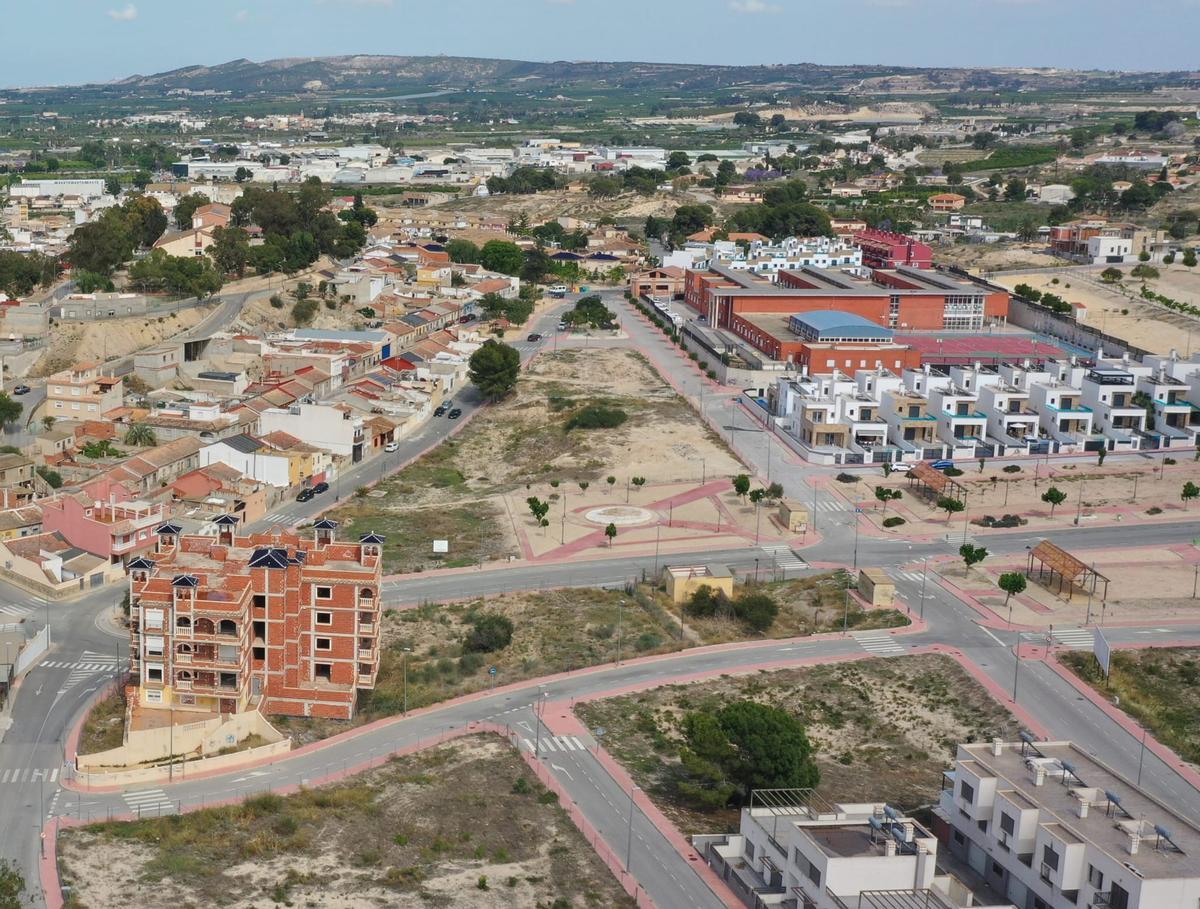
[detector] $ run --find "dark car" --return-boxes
[296,488,315,503]
[11,385,30,395]
[434,405,448,417]
[313,481,330,495]
[448,408,463,420]
[526,333,541,342]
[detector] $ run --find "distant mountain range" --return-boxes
[8,54,1181,98]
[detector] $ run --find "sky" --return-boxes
[1,0,1197,88]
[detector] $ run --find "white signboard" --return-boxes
[432,540,449,554]
[1094,627,1111,678]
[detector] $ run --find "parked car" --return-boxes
[296,488,315,503]
[448,408,463,420]
[457,315,472,324]
[11,385,30,395]
[384,441,399,453]
[930,459,954,471]
[548,284,569,298]
[434,405,448,417]
[526,333,542,342]
[312,481,330,495]
[888,463,913,473]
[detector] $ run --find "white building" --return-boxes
[10,179,106,200]
[199,436,291,488]
[939,739,1200,909]
[697,788,1011,909]
[258,403,365,460]
[718,237,863,278]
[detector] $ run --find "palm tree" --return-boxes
[124,423,157,447]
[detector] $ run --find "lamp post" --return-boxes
[616,600,625,666]
[1073,480,1085,526]
[1136,724,1149,787]
[625,785,641,873]
[534,685,547,757]
[919,557,929,621]
[402,647,411,716]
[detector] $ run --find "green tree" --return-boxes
[937,496,964,522]
[292,298,319,325]
[1100,267,1123,284]
[1184,248,1198,268]
[479,240,525,276]
[874,486,902,514]
[1041,486,1067,516]
[173,192,209,230]
[124,423,157,447]
[465,614,514,653]
[446,239,481,264]
[765,482,784,502]
[210,226,251,277]
[748,488,766,506]
[959,543,989,574]
[67,209,134,275]
[604,522,617,546]
[998,572,1027,607]
[526,496,550,524]
[732,474,751,499]
[468,339,521,401]
[0,393,22,426]
[733,593,779,633]
[104,176,122,197]
[36,466,63,489]
[1182,481,1200,508]
[666,151,692,171]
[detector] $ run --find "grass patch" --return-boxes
[1061,648,1200,764]
[577,654,1021,836]
[77,689,126,756]
[58,737,634,909]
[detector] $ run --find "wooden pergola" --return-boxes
[906,462,967,504]
[1027,540,1110,600]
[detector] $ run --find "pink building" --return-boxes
[40,490,164,565]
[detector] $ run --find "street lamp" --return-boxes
[919,557,930,621]
[402,647,412,716]
[616,600,625,666]
[534,687,549,757]
[625,785,641,873]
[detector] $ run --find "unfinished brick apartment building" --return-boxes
[128,517,383,720]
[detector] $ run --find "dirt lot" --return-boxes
[433,185,712,227]
[992,269,1200,355]
[77,689,125,755]
[576,654,1021,836]
[30,307,210,378]
[327,348,744,573]
[59,736,632,909]
[934,242,1066,273]
[1061,647,1200,765]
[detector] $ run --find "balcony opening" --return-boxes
[218,619,237,636]
[253,620,265,640]
[315,663,332,681]
[252,646,265,661]
[195,617,215,636]
[219,672,238,690]
[175,616,191,630]
[253,594,266,609]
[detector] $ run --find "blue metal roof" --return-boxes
[789,310,893,341]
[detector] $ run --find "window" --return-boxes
[147,666,163,683]
[316,586,332,600]
[315,663,332,681]
[953,830,965,845]
[959,780,975,803]
[1087,865,1103,889]
[1042,844,1059,871]
[316,637,332,651]
[1000,813,1015,835]
[316,611,332,625]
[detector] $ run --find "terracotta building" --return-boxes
[128,518,383,721]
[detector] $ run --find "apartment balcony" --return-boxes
[356,673,376,687]
[357,597,378,611]
[358,621,376,635]
[358,648,376,662]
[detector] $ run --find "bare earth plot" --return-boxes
[576,654,1021,837]
[328,347,744,573]
[59,736,633,909]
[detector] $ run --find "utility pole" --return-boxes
[625,786,639,873]
[616,600,624,666]
[919,558,929,621]
[402,647,411,716]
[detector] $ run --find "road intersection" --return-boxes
[2,291,1199,908]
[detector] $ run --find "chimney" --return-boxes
[992,738,1003,757]
[1034,766,1047,787]
[1078,799,1089,819]
[884,838,897,857]
[1128,832,1140,855]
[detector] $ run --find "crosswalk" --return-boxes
[521,735,587,753]
[39,659,120,672]
[1051,627,1095,650]
[812,500,848,514]
[759,545,806,573]
[894,569,930,584]
[0,600,38,618]
[853,630,906,657]
[123,788,175,816]
[51,651,120,696]
[0,767,60,785]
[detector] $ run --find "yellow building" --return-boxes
[857,568,896,607]
[663,564,734,605]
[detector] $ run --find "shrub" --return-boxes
[733,593,779,633]
[269,294,285,309]
[942,466,964,477]
[1002,464,1022,473]
[565,404,628,431]
[973,514,1027,528]
[464,614,514,653]
[882,516,906,528]
[706,369,717,379]
[634,631,663,651]
[835,472,859,483]
[686,584,727,617]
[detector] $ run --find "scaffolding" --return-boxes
[1027,540,1110,600]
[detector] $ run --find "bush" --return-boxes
[882,516,906,528]
[733,593,779,633]
[686,584,727,617]
[835,473,859,483]
[292,298,319,325]
[464,614,514,653]
[565,404,628,431]
[942,466,964,477]
[973,513,1027,528]
[1002,464,1022,473]
[1131,263,1160,280]
[269,294,284,309]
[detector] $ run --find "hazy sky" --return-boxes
[2,0,1196,88]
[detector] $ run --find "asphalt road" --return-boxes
[4,289,1200,908]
